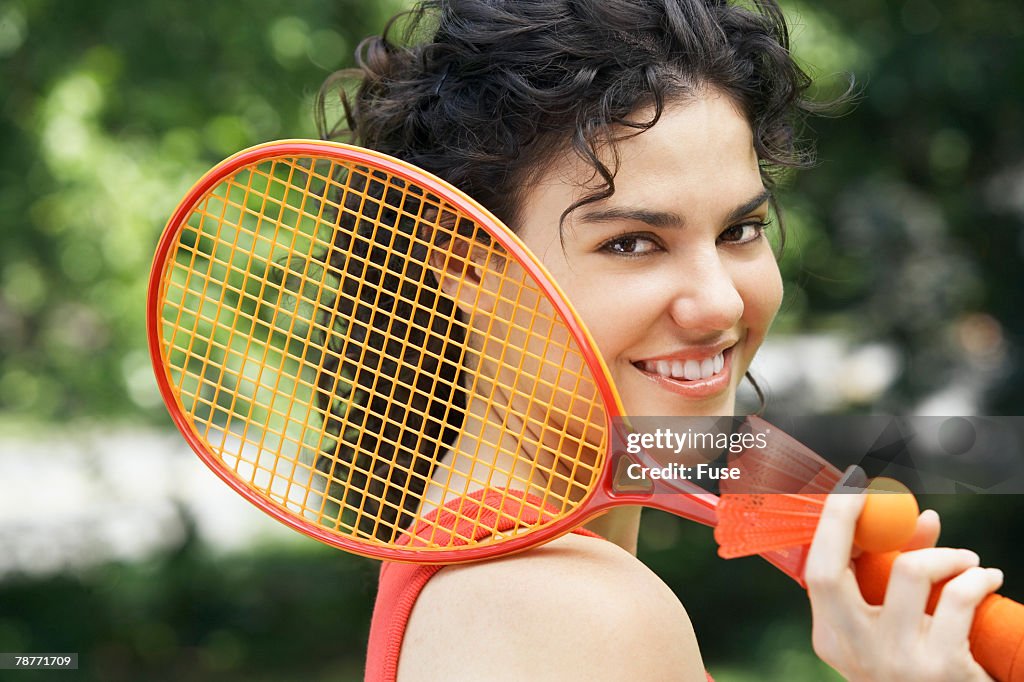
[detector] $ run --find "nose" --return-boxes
[667,250,744,332]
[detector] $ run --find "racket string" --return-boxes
[159,152,608,552]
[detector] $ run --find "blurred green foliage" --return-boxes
[776,0,1024,413]
[0,0,404,423]
[0,522,379,682]
[1,0,1023,680]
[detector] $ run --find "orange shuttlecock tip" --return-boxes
[853,477,919,554]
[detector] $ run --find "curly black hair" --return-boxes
[314,0,826,539]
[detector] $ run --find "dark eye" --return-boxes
[718,220,771,245]
[601,234,662,256]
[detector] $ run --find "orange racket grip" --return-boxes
[855,551,1024,682]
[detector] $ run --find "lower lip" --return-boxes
[634,348,734,399]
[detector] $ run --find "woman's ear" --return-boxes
[426,235,503,315]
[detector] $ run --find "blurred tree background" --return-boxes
[0,0,1021,680]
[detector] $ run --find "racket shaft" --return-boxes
[600,484,806,582]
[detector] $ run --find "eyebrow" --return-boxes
[727,188,773,223]
[578,188,772,228]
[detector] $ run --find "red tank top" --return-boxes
[364,488,712,681]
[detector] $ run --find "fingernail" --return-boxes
[964,550,980,565]
[989,568,1004,581]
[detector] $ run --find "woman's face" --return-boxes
[514,89,783,417]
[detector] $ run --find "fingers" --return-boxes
[805,493,869,629]
[806,492,866,580]
[805,496,1001,681]
[902,509,941,551]
[878,548,981,642]
[929,566,1004,651]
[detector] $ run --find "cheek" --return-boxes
[738,256,783,345]
[553,276,636,367]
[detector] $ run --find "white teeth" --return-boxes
[640,352,726,381]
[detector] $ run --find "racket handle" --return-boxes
[855,551,1024,682]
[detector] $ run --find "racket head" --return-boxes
[147,140,626,563]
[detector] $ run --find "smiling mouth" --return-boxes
[633,350,728,382]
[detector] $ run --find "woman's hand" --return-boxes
[804,493,1004,681]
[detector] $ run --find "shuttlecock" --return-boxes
[714,417,918,558]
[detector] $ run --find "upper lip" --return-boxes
[632,340,738,364]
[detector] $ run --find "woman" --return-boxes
[317,1,1004,679]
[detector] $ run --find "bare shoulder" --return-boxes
[397,533,706,682]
